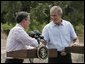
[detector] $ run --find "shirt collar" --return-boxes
[16,24,24,30]
[51,20,64,27]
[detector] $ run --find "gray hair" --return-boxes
[50,6,63,15]
[15,11,30,23]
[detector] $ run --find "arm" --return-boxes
[69,22,80,46]
[69,22,77,43]
[15,28,38,47]
[42,26,50,45]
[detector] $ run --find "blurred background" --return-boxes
[1,1,84,63]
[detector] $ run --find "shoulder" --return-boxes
[43,23,50,30]
[63,20,72,26]
[10,25,24,34]
[43,22,53,29]
[63,20,71,24]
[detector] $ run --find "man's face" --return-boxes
[50,10,61,24]
[23,17,30,29]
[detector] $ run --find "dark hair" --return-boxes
[15,11,29,23]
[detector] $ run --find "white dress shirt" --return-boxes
[6,24,38,52]
[42,20,77,51]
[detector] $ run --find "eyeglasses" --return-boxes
[50,13,61,17]
[25,18,30,21]
[51,15,58,16]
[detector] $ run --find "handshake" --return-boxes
[28,30,47,45]
[28,30,48,59]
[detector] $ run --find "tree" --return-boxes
[1,1,84,34]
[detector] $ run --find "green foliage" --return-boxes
[1,1,84,35]
[75,23,84,35]
[1,23,14,35]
